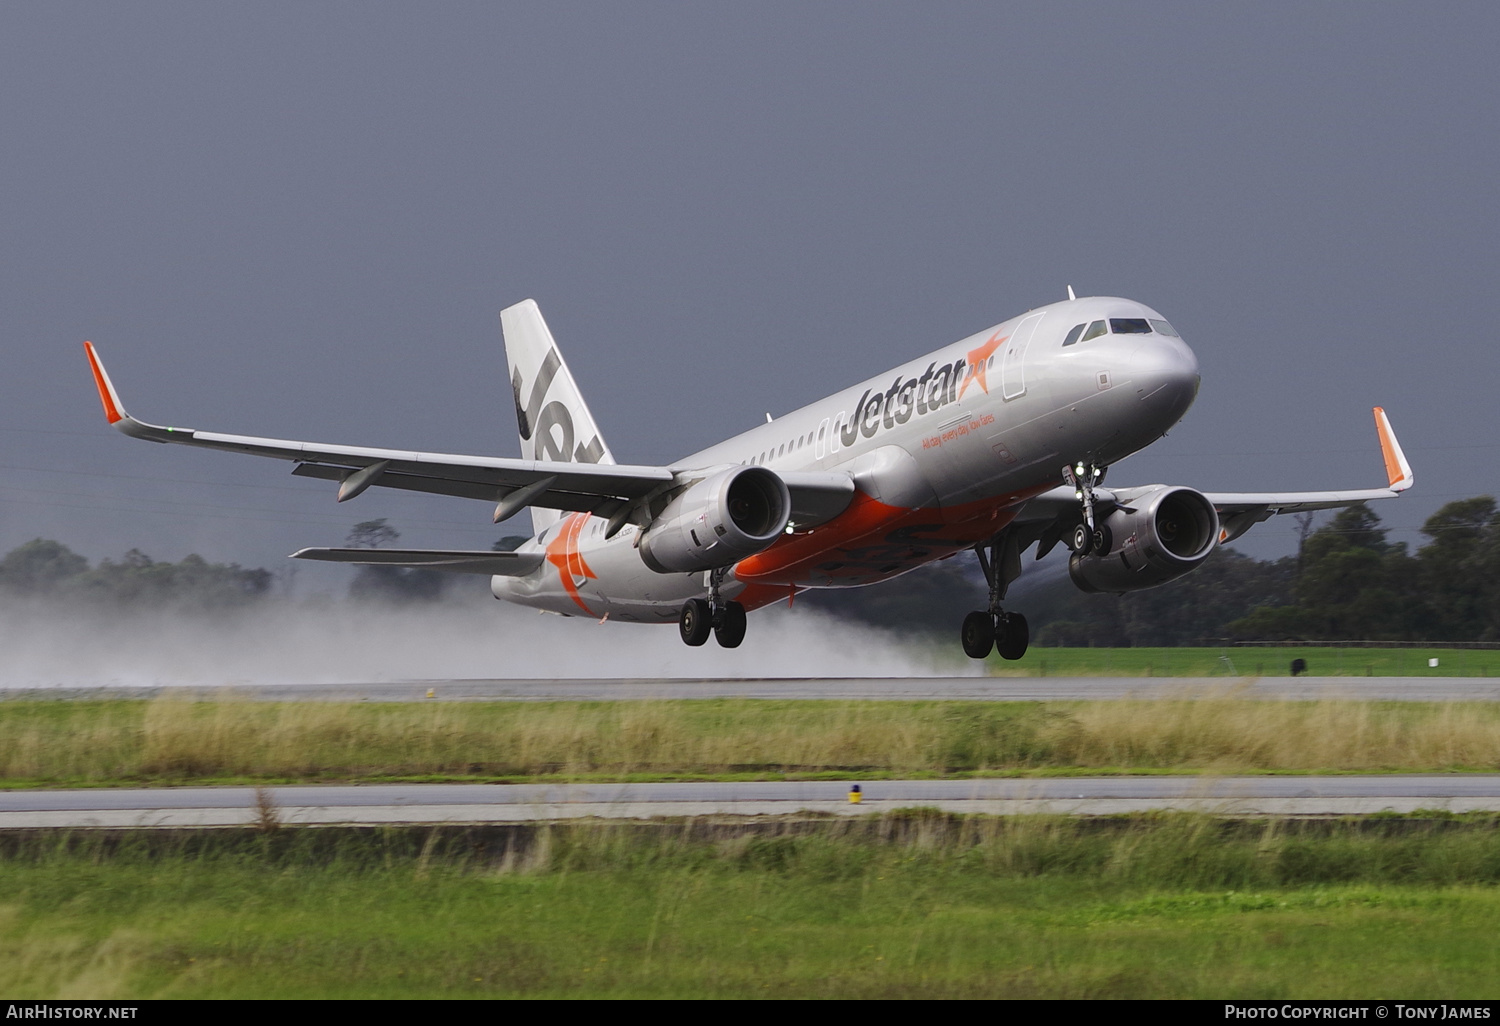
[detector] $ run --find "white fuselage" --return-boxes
[493,296,1200,622]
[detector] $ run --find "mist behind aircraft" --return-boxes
[0,597,967,688]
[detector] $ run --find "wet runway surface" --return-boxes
[6,776,1499,827]
[5,675,1500,702]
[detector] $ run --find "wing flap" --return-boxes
[287,463,642,514]
[1203,487,1403,516]
[290,547,544,576]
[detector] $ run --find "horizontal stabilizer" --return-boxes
[290,548,544,576]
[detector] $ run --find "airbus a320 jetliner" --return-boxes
[84,293,1413,659]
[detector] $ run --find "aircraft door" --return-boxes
[1001,313,1045,400]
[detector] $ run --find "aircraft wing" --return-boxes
[1197,407,1412,542]
[290,548,545,575]
[85,342,855,527]
[1010,407,1413,548]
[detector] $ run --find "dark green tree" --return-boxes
[342,520,447,604]
[1413,497,1500,642]
[0,539,89,594]
[1029,547,1296,647]
[64,550,271,611]
[1232,504,1419,641]
[346,519,400,549]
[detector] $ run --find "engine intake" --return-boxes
[1069,485,1219,594]
[638,465,791,573]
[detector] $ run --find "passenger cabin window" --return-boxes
[1080,320,1107,342]
[1110,318,1152,334]
[1149,319,1179,337]
[1062,323,1085,346]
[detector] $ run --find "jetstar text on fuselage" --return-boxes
[835,335,1001,449]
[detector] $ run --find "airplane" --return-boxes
[83,292,1413,659]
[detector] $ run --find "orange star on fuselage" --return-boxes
[957,331,1006,399]
[545,513,598,613]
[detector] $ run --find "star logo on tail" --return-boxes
[545,513,598,613]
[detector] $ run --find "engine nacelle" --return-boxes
[1069,485,1220,594]
[638,466,791,573]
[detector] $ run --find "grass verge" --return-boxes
[3,814,1500,998]
[4,696,1500,786]
[1012,645,1499,677]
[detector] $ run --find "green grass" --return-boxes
[4,816,1500,998]
[5,695,1500,786]
[1013,646,1499,677]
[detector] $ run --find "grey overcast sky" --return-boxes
[3,1,1496,585]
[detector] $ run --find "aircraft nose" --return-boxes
[1130,338,1200,423]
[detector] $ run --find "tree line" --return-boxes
[0,519,523,611]
[4,498,1496,644]
[0,539,273,611]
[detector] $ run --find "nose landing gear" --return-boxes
[1062,463,1109,555]
[962,533,1029,661]
[679,567,747,649]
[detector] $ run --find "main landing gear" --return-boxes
[963,533,1028,661]
[679,567,747,649]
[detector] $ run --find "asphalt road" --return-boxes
[4,676,1500,702]
[5,776,1499,827]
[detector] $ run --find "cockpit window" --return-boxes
[1080,320,1107,342]
[1110,318,1152,334]
[1149,318,1179,337]
[1062,323,1085,346]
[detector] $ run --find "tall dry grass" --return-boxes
[127,697,961,777]
[1051,695,1500,770]
[2,692,1499,782]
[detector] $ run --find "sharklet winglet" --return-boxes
[83,342,194,444]
[83,342,126,424]
[1372,406,1414,492]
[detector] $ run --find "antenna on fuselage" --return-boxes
[1066,285,1077,301]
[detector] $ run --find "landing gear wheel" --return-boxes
[962,611,994,659]
[967,531,1031,661]
[679,598,712,647]
[714,601,747,649]
[997,612,1029,661]
[1091,524,1112,556]
[1070,522,1093,555]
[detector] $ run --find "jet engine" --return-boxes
[1068,486,1220,594]
[638,466,791,573]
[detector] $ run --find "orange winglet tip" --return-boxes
[1372,406,1413,492]
[83,341,125,425]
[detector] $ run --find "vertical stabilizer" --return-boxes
[501,300,616,534]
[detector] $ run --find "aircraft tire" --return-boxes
[1092,524,1113,556]
[961,611,994,659]
[1070,523,1092,555]
[714,602,747,649]
[997,613,1029,660]
[680,599,712,647]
